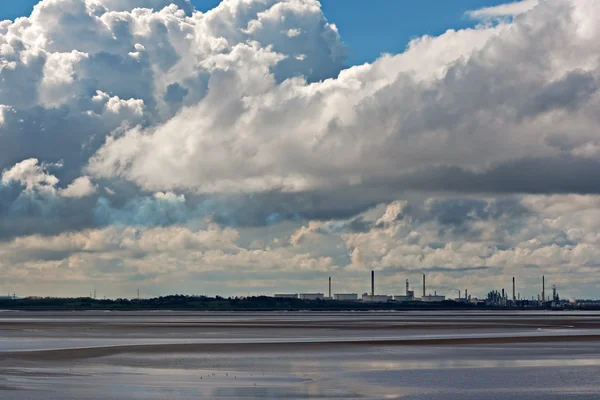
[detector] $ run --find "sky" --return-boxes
[1,0,529,66]
[0,0,599,300]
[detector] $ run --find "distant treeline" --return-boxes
[0,295,478,311]
[1,295,595,311]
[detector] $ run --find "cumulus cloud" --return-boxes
[60,176,97,198]
[0,0,345,187]
[2,158,60,193]
[0,222,337,297]
[2,158,96,198]
[88,0,600,201]
[4,0,599,206]
[4,195,600,298]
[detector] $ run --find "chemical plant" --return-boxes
[274,271,568,309]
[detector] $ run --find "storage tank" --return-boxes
[421,295,446,303]
[298,293,325,301]
[334,293,358,301]
[362,294,392,303]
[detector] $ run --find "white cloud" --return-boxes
[40,50,89,107]
[0,0,346,184]
[88,0,600,196]
[0,105,12,126]
[285,28,301,37]
[467,0,538,19]
[1,158,59,192]
[60,176,97,198]
[93,0,194,13]
[2,158,96,198]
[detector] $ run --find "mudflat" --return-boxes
[2,311,600,399]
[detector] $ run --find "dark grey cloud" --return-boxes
[2,152,600,242]
[519,71,598,119]
[0,187,98,240]
[394,155,600,195]
[0,107,118,183]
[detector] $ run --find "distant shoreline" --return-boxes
[0,295,593,311]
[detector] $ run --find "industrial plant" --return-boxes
[0,271,573,310]
[274,271,569,309]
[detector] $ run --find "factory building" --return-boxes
[421,295,446,302]
[362,293,392,303]
[298,293,324,301]
[274,294,298,299]
[334,293,358,301]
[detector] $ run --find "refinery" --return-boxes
[0,271,579,310]
[275,271,568,309]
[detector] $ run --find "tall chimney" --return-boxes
[465,289,468,299]
[371,270,375,297]
[329,276,331,298]
[542,276,545,303]
[406,279,409,296]
[422,274,426,297]
[512,277,516,302]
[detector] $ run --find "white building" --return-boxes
[298,293,324,300]
[421,295,446,302]
[361,294,392,303]
[333,293,358,301]
[274,294,298,299]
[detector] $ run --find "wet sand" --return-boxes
[2,311,600,399]
[5,334,600,362]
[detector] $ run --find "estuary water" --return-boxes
[1,310,600,399]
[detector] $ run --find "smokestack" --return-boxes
[423,274,426,297]
[512,277,516,302]
[329,276,331,298]
[465,289,468,300]
[406,279,409,296]
[371,270,375,297]
[542,276,545,303]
